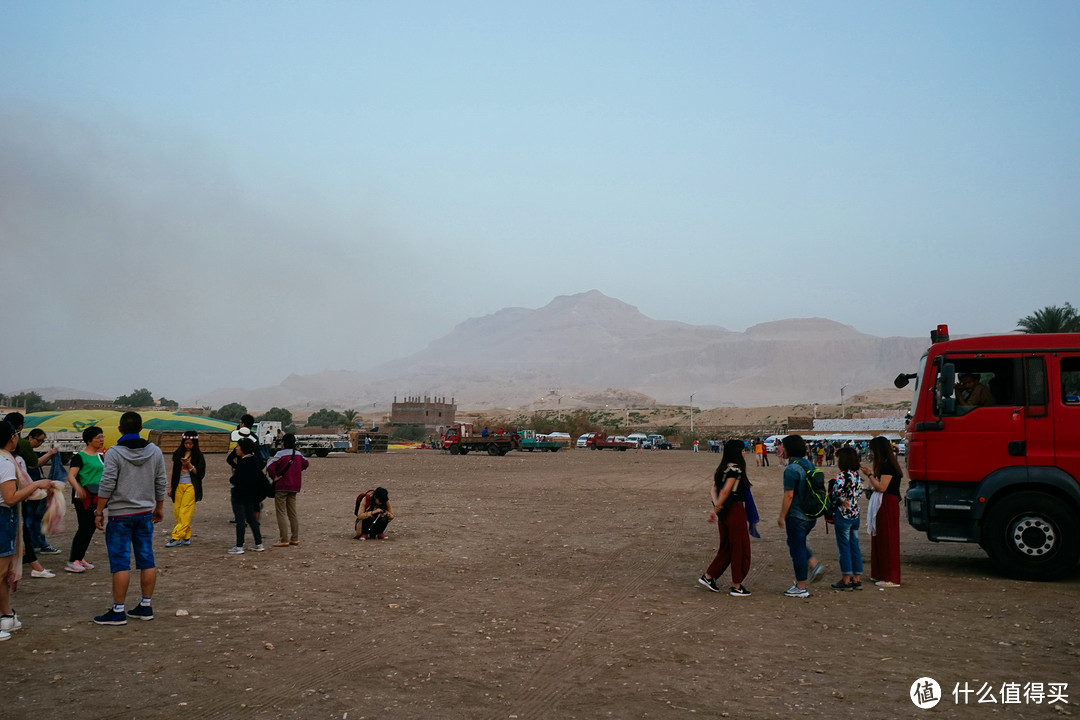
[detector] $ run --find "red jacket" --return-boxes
[266,449,309,493]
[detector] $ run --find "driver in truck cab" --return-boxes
[956,372,994,409]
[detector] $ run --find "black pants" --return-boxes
[70,498,97,562]
[361,515,389,537]
[232,499,262,546]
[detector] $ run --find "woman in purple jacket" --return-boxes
[266,434,309,547]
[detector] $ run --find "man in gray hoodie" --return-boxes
[93,412,167,625]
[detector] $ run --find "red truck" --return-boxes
[585,433,636,451]
[442,423,520,456]
[897,324,1080,580]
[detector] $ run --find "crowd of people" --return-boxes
[698,433,903,598]
[0,411,395,639]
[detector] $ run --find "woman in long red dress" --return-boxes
[862,436,903,587]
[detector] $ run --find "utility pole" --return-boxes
[689,393,695,434]
[841,385,848,419]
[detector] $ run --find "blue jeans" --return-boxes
[785,514,817,582]
[104,512,156,574]
[23,497,48,549]
[833,515,863,576]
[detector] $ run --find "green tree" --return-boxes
[210,402,248,424]
[158,396,180,408]
[115,388,154,407]
[257,407,296,432]
[2,391,53,414]
[1017,303,1080,333]
[306,408,346,427]
[342,409,359,429]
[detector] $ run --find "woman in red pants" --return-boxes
[863,436,903,587]
[698,439,753,597]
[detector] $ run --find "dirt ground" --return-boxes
[6,448,1079,719]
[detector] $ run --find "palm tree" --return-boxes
[1017,303,1080,333]
[342,409,359,430]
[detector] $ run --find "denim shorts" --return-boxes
[105,512,156,573]
[0,505,16,558]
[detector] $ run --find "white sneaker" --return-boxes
[0,629,10,641]
[0,613,21,632]
[227,546,245,555]
[30,568,56,578]
[248,544,265,552]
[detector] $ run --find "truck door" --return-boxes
[1053,355,1080,481]
[1022,356,1054,473]
[922,355,1026,484]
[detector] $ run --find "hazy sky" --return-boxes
[3,2,1078,402]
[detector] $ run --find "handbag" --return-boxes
[265,450,297,498]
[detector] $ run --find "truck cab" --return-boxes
[900,324,1080,580]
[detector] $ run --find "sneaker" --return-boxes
[784,584,810,598]
[78,559,94,570]
[0,629,9,641]
[30,568,56,578]
[808,563,825,584]
[182,539,191,546]
[127,605,154,621]
[851,581,863,590]
[36,544,61,555]
[93,609,128,626]
[64,561,86,573]
[247,544,265,552]
[729,586,751,597]
[271,542,291,547]
[227,546,245,555]
[875,580,901,588]
[0,613,21,632]
[831,580,853,591]
[376,534,388,540]
[697,574,721,593]
[165,539,184,547]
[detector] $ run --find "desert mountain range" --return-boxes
[189,291,931,412]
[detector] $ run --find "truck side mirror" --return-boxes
[894,373,916,389]
[940,363,955,398]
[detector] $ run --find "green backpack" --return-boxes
[796,459,830,519]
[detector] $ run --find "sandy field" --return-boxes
[5,447,1078,719]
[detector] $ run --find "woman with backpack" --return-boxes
[862,436,903,588]
[698,440,753,597]
[778,434,825,598]
[354,487,394,540]
[829,446,864,590]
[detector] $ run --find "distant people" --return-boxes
[1,419,59,640]
[956,373,994,408]
[778,435,824,598]
[259,426,274,461]
[862,436,903,588]
[698,440,753,597]
[693,440,699,453]
[266,434,309,547]
[354,487,395,540]
[65,426,106,574]
[92,412,167,625]
[759,441,770,467]
[752,441,763,467]
[363,435,371,454]
[829,446,864,591]
[228,437,265,555]
[165,431,205,548]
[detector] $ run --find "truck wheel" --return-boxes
[449,445,461,455]
[316,449,330,458]
[982,491,1080,581]
[488,445,501,456]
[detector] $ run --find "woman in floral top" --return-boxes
[829,446,864,590]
